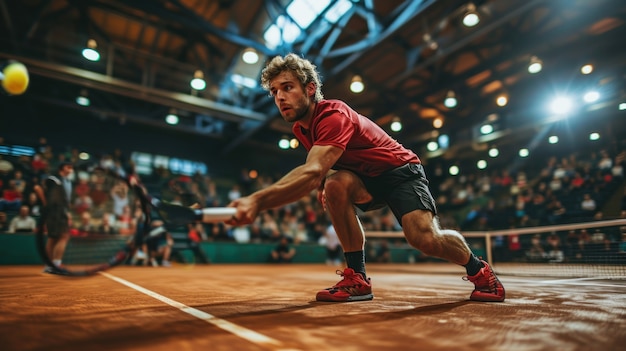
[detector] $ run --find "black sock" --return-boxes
[464,254,485,276]
[344,250,366,278]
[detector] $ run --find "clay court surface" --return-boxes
[1,263,625,351]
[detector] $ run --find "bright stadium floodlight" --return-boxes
[583,91,600,103]
[549,96,573,115]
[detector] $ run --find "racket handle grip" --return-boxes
[194,207,237,223]
[193,209,204,221]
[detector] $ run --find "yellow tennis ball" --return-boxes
[2,62,30,95]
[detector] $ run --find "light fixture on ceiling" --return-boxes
[480,124,494,135]
[390,116,402,132]
[519,148,530,157]
[496,94,508,107]
[278,136,290,150]
[190,70,207,90]
[462,3,480,27]
[350,75,364,93]
[488,147,499,158]
[433,117,444,129]
[549,96,573,115]
[82,39,100,62]
[449,165,460,176]
[242,48,259,64]
[548,135,559,144]
[426,141,439,152]
[438,134,449,149]
[76,89,90,106]
[444,90,457,108]
[583,91,600,103]
[580,64,594,75]
[423,33,439,50]
[528,56,543,74]
[289,138,299,149]
[165,109,179,125]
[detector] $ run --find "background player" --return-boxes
[34,162,73,273]
[226,54,505,303]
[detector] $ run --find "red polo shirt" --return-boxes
[293,99,419,177]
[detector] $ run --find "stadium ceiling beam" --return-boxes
[0,52,267,123]
[31,94,226,138]
[386,0,546,87]
[0,0,16,46]
[75,0,226,60]
[24,0,66,41]
[142,0,274,56]
[327,0,441,76]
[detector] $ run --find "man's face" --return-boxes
[60,165,74,178]
[269,71,313,123]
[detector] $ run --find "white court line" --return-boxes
[100,272,299,351]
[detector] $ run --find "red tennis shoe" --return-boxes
[316,268,373,302]
[464,260,505,302]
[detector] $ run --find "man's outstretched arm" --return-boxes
[228,144,343,225]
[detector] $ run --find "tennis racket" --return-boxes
[36,166,152,276]
[150,198,236,226]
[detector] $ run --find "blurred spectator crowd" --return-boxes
[1,135,625,264]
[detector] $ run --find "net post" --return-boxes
[484,232,493,266]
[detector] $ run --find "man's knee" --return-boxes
[324,171,371,205]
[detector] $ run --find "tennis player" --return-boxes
[34,162,74,274]
[227,54,505,302]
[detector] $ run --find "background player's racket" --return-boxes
[36,166,235,276]
[36,167,151,276]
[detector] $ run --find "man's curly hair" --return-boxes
[261,53,324,102]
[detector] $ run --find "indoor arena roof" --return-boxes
[1,0,625,166]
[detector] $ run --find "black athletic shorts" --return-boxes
[355,163,438,223]
[42,206,70,239]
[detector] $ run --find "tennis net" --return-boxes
[367,218,626,279]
